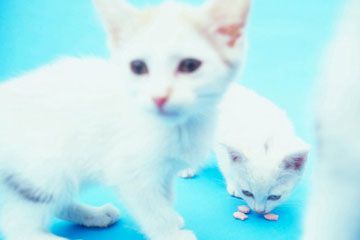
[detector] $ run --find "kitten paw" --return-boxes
[178,168,197,178]
[173,230,197,240]
[157,230,197,240]
[226,184,241,198]
[81,203,120,227]
[176,214,185,229]
[237,205,251,214]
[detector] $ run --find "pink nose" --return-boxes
[153,96,168,108]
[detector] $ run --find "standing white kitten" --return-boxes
[215,84,310,215]
[0,0,251,240]
[302,1,360,239]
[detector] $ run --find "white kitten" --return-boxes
[0,0,250,240]
[302,1,360,239]
[215,83,310,214]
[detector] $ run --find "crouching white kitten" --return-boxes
[0,0,251,239]
[215,84,310,215]
[181,83,310,216]
[302,1,360,239]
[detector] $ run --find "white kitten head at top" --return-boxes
[93,0,251,124]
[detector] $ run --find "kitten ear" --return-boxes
[222,144,245,163]
[282,141,310,171]
[93,0,138,50]
[202,0,251,65]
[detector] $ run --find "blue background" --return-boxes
[0,0,344,239]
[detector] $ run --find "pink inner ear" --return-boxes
[222,144,243,162]
[285,156,306,171]
[217,23,244,47]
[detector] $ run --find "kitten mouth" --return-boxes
[255,210,267,214]
[157,109,180,118]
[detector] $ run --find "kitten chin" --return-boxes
[145,108,189,125]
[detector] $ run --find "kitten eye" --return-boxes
[178,58,202,73]
[229,151,242,162]
[242,190,254,198]
[267,195,281,201]
[130,60,149,75]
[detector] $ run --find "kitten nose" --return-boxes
[254,206,266,214]
[152,96,168,108]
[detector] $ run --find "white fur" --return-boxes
[0,0,250,239]
[302,1,360,239]
[215,83,310,214]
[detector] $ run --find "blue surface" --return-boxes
[0,0,344,239]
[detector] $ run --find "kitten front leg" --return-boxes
[57,202,120,228]
[117,176,196,240]
[225,180,242,198]
[216,157,241,197]
[215,144,242,198]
